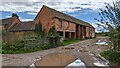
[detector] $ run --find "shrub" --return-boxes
[95,1,120,52]
[2,40,25,54]
[100,50,120,64]
[2,22,64,54]
[47,26,63,47]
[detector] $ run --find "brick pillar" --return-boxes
[63,30,65,40]
[78,25,80,38]
[74,32,76,39]
[89,28,91,38]
[69,32,71,39]
[84,26,86,38]
[80,25,82,38]
[82,26,85,39]
[79,25,82,38]
[76,25,80,39]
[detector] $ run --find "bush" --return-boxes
[100,50,120,64]
[2,40,25,54]
[2,40,41,54]
[2,23,64,54]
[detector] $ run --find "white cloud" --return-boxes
[91,23,99,32]
[5,15,11,18]
[19,17,33,21]
[27,12,37,15]
[0,0,117,13]
[91,22,109,33]
[0,2,42,13]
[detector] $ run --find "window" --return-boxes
[66,21,70,28]
[58,19,62,28]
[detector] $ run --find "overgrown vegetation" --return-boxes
[2,22,63,54]
[100,50,120,67]
[95,1,120,52]
[96,32,109,36]
[95,0,120,66]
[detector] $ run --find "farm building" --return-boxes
[34,5,95,39]
[0,5,95,40]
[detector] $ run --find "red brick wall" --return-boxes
[53,18,59,30]
[76,25,80,38]
[34,5,76,33]
[34,6,94,38]
[81,26,85,38]
[86,26,88,37]
[8,17,20,30]
[53,18,76,31]
[91,28,95,37]
[89,27,95,38]
[2,17,20,31]
[34,6,55,34]
[62,20,66,30]
[70,22,76,31]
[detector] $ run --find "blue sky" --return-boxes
[0,0,116,32]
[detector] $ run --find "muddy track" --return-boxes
[2,37,109,67]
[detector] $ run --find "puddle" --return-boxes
[93,54,109,67]
[96,40,108,45]
[34,53,77,67]
[66,59,86,68]
[93,62,108,67]
[30,63,35,68]
[62,47,75,50]
[29,53,86,68]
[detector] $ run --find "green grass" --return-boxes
[100,50,120,67]
[63,39,81,45]
[96,32,108,36]
[2,38,85,54]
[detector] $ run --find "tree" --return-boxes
[35,22,45,38]
[95,1,120,52]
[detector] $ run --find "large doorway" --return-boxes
[71,32,75,39]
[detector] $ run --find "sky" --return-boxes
[0,0,117,32]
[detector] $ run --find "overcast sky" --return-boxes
[0,0,117,32]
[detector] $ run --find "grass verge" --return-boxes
[100,50,120,67]
[63,39,82,45]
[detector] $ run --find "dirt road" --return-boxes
[2,37,109,67]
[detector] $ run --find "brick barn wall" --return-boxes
[8,17,20,30]
[34,6,94,39]
[86,26,89,38]
[53,18,76,31]
[91,28,95,37]
[70,22,76,31]
[53,18,59,30]
[34,6,54,34]
[3,17,20,31]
